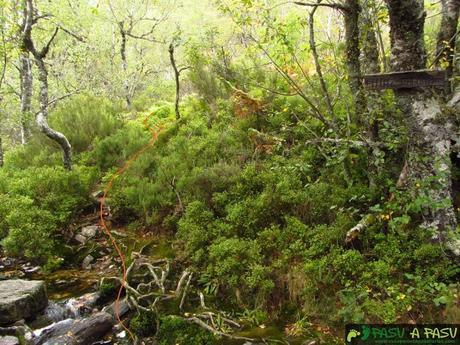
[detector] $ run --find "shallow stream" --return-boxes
[1,230,340,345]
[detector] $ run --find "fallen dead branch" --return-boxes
[100,254,254,342]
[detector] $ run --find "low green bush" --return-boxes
[156,315,217,345]
[49,94,123,153]
[0,165,97,264]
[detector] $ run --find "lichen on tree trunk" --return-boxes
[0,137,3,168]
[396,91,457,231]
[344,0,366,126]
[35,58,72,170]
[435,0,460,81]
[22,0,73,171]
[385,0,459,255]
[361,2,381,189]
[19,52,32,144]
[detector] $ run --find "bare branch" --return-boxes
[305,137,386,148]
[186,317,254,341]
[58,26,86,43]
[294,1,347,11]
[38,27,59,58]
[175,269,191,295]
[248,34,333,128]
[125,32,165,44]
[178,66,191,73]
[32,13,52,24]
[38,90,81,113]
[179,272,193,310]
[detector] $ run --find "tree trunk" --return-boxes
[309,5,334,119]
[34,312,115,345]
[361,2,381,189]
[19,51,33,144]
[344,0,366,126]
[385,0,458,253]
[435,0,460,82]
[169,43,181,120]
[22,0,73,171]
[361,7,380,75]
[119,22,131,110]
[35,58,72,170]
[0,137,3,168]
[386,0,426,71]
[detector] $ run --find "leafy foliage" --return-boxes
[156,316,217,345]
[0,0,457,336]
[130,310,158,337]
[0,165,97,264]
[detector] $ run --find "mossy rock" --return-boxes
[0,280,48,325]
[98,281,117,304]
[130,310,158,337]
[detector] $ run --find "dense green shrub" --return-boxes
[3,141,62,170]
[49,95,123,153]
[93,122,151,171]
[0,89,454,330]
[0,165,97,264]
[156,316,217,345]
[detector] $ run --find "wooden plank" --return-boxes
[363,70,446,90]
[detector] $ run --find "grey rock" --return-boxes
[74,234,87,244]
[65,292,100,318]
[0,280,48,325]
[92,190,104,199]
[0,335,19,345]
[81,225,99,238]
[82,255,94,270]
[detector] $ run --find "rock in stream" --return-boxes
[0,280,48,325]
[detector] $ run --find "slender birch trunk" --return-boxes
[22,0,73,170]
[19,51,32,144]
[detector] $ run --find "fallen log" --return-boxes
[102,298,131,318]
[33,319,74,345]
[35,312,114,345]
[33,298,131,345]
